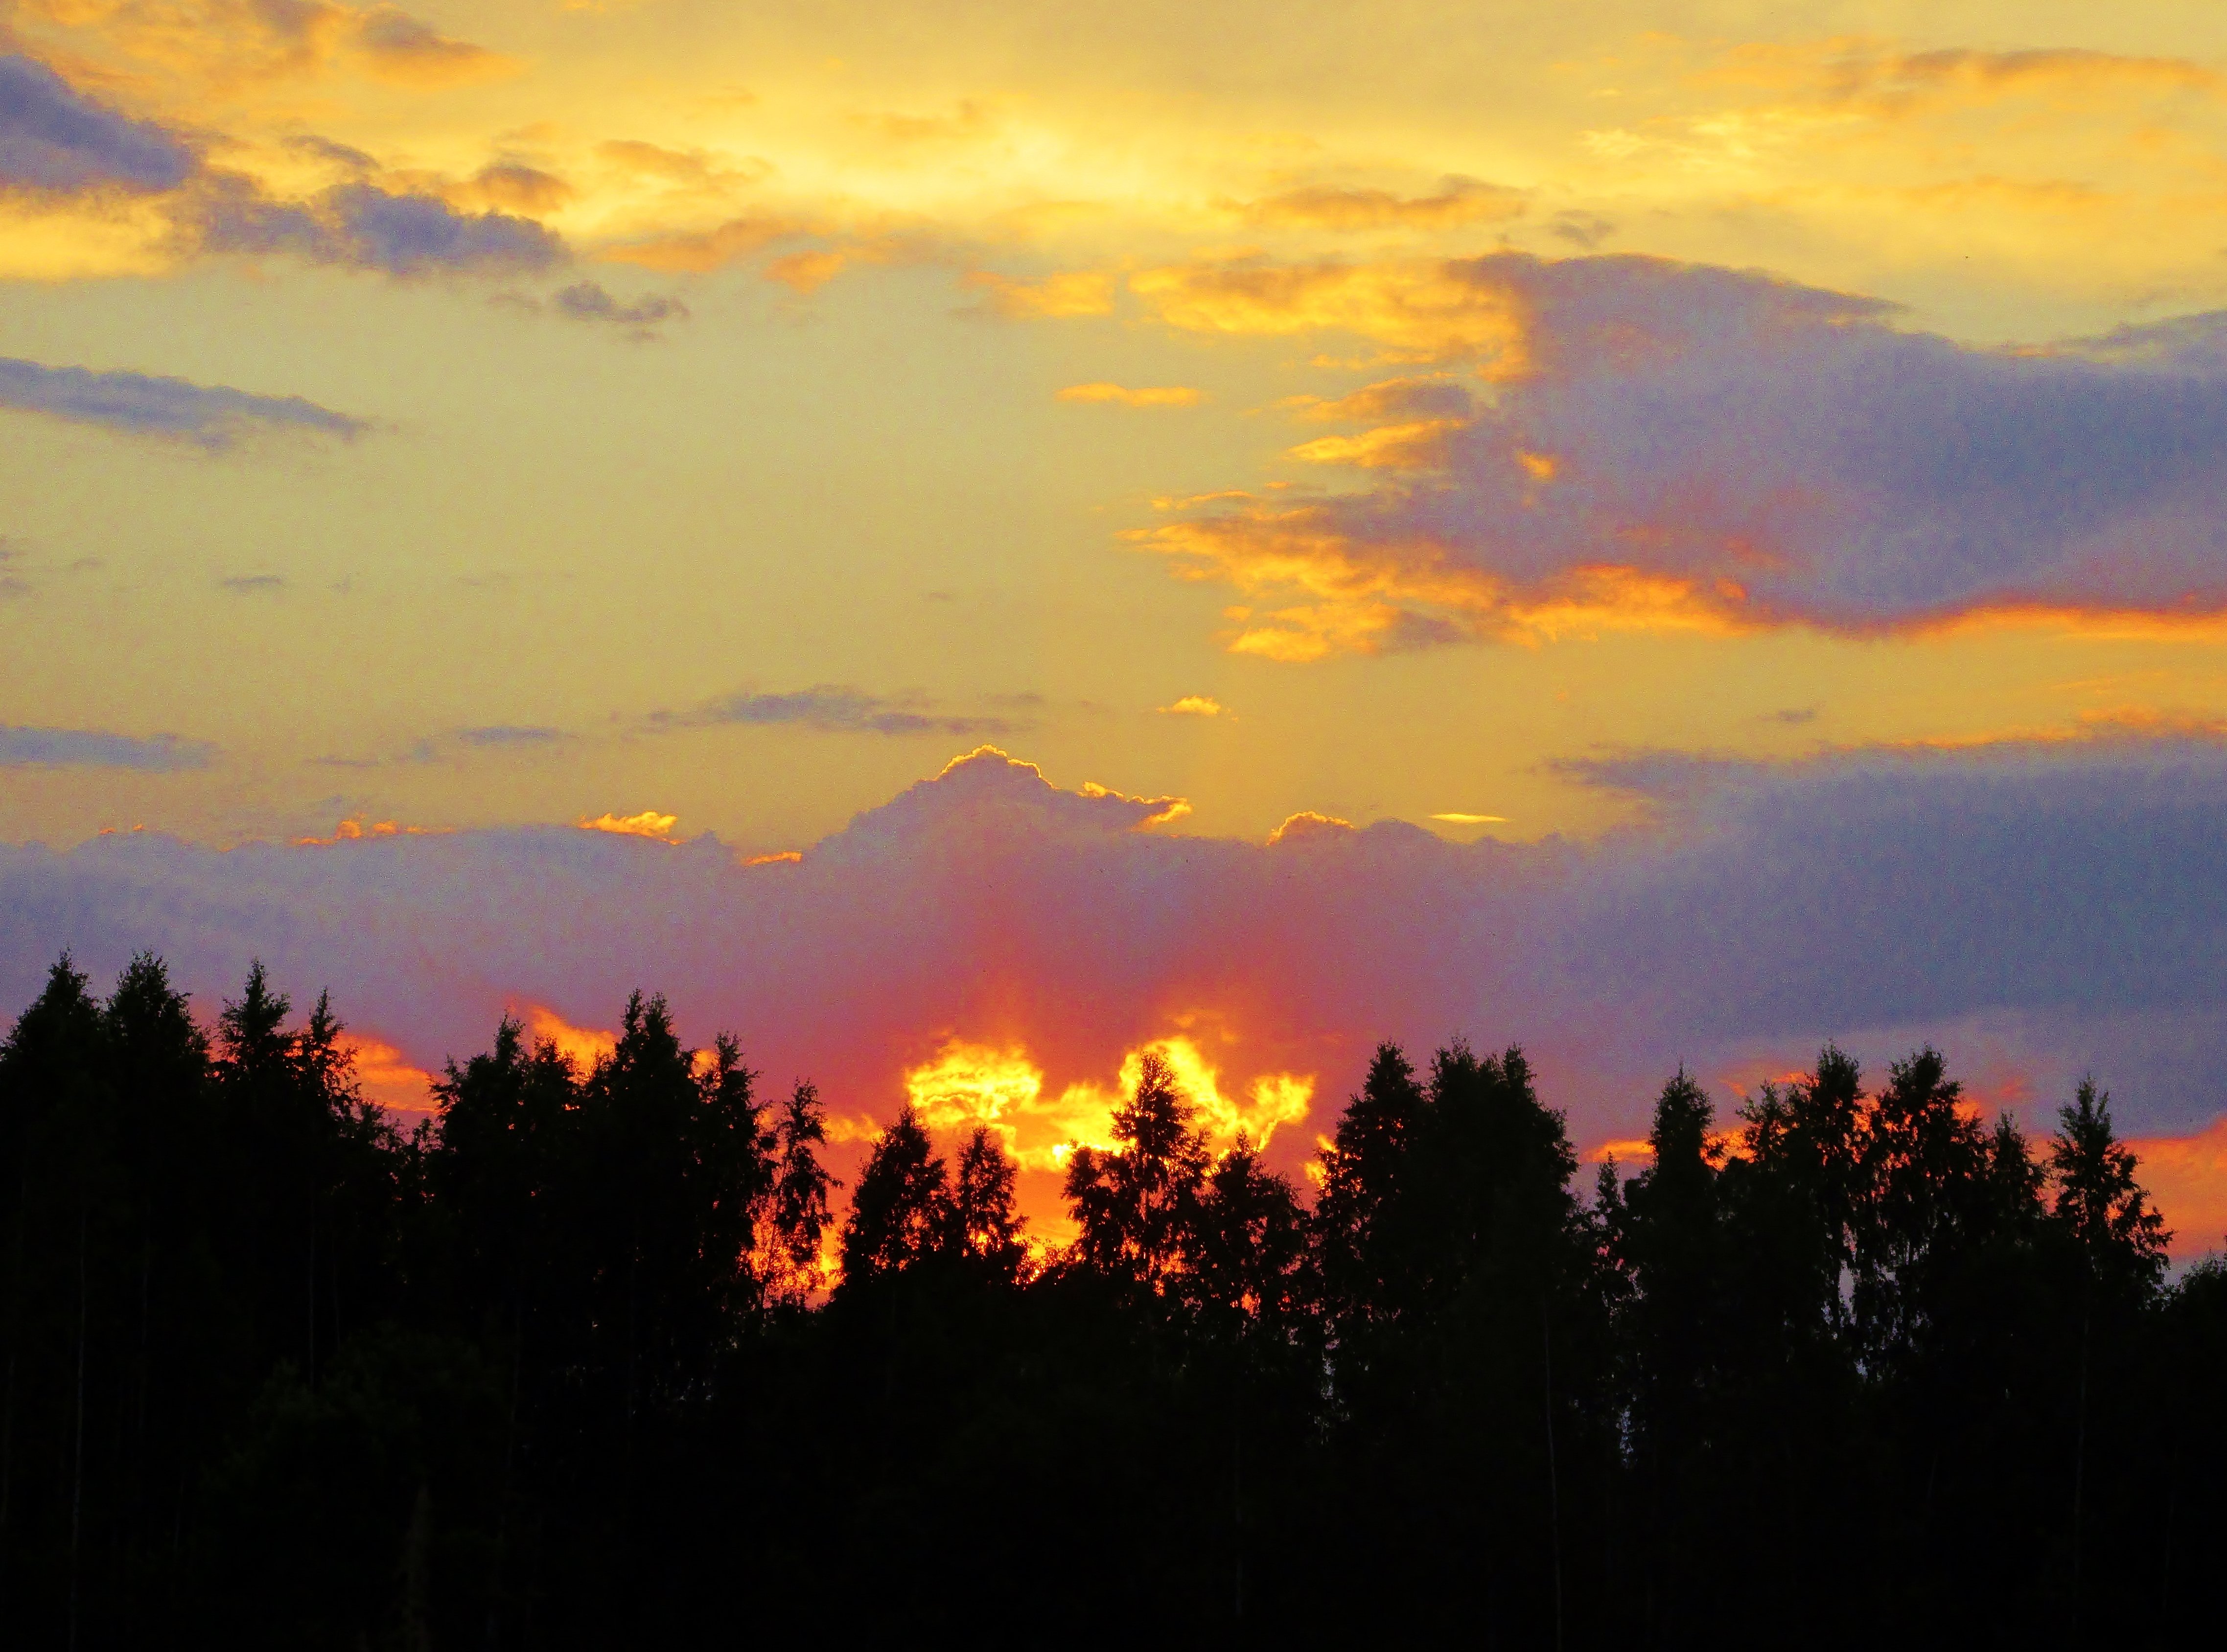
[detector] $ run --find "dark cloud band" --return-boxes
[0,357,367,448]
[0,726,215,771]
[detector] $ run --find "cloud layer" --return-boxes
[1142,253,2227,656]
[676,687,1021,738]
[0,725,215,770]
[0,51,565,278]
[5,743,2225,1249]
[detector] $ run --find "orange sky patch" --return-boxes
[338,1032,439,1117]
[519,1003,619,1072]
[2132,1115,2227,1259]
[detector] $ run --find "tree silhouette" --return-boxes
[2051,1078,2169,1293]
[839,1103,946,1285]
[760,1080,836,1305]
[942,1125,1026,1279]
[2,955,2219,1647]
[1064,1049,1209,1294]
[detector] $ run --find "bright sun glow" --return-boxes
[903,1029,1315,1171]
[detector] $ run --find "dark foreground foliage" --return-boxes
[1,955,2219,1649]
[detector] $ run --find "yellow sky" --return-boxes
[8,0,2227,854]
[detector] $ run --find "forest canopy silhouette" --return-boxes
[2,955,2220,1648]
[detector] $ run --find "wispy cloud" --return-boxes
[0,51,563,283]
[548,280,688,333]
[0,358,366,448]
[1232,175,1524,231]
[675,686,1022,738]
[458,725,567,747]
[1058,383,1201,408]
[352,6,517,87]
[0,725,214,771]
[0,55,195,197]
[194,178,567,278]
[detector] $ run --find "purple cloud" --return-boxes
[0,357,366,447]
[1159,253,2227,645]
[196,178,566,277]
[0,725,214,771]
[0,55,194,196]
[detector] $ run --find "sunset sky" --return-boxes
[6,0,2227,1247]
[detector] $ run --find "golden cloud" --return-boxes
[1157,695,1225,717]
[1130,256,1523,364]
[294,816,453,846]
[575,809,679,840]
[1287,417,1464,471]
[963,268,1116,318]
[594,139,771,195]
[1264,810,1353,846]
[448,161,574,214]
[1138,497,1750,661]
[1057,382,1201,408]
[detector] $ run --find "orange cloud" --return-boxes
[1288,417,1465,471]
[352,6,516,87]
[765,248,847,292]
[1058,383,1201,408]
[295,816,452,846]
[963,269,1116,318]
[448,162,574,214]
[1138,486,1779,660]
[576,809,679,840]
[1286,375,1472,424]
[1157,695,1225,717]
[1585,1137,1653,1165]
[595,139,768,193]
[1130,256,1524,364]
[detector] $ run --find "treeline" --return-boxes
[1,956,2221,1649]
